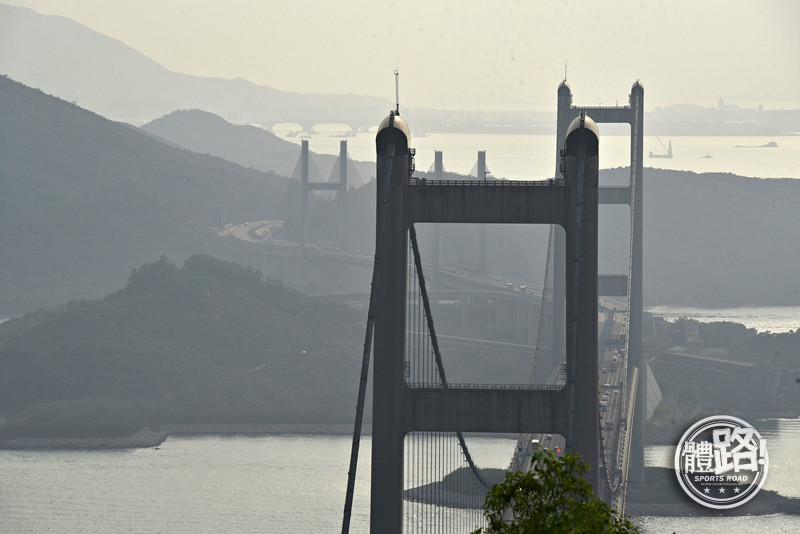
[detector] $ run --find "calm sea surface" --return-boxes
[272,126,800,181]
[1,421,798,533]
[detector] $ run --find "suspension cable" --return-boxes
[530,224,555,385]
[409,224,491,490]
[341,141,395,534]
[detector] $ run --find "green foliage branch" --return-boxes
[473,449,640,534]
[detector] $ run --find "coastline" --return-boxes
[4,416,797,449]
[625,490,800,518]
[0,423,368,450]
[0,421,687,450]
[4,425,798,519]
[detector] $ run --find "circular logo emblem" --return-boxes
[674,415,768,509]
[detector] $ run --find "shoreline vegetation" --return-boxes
[5,418,798,450]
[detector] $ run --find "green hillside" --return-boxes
[0,75,289,315]
[0,255,363,439]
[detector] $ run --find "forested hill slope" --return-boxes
[611,167,800,306]
[0,255,363,439]
[142,109,304,178]
[0,75,289,315]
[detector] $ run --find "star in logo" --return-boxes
[704,487,710,494]
[734,487,741,494]
[719,488,726,494]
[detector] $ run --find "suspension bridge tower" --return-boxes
[555,81,646,483]
[369,110,602,533]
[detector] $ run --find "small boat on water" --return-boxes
[701,154,713,159]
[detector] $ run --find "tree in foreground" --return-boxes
[472,449,640,534]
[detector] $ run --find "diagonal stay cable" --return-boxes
[529,224,554,385]
[409,224,491,490]
[341,141,395,534]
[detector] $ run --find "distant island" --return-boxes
[0,256,364,444]
[735,141,779,148]
[624,467,800,517]
[0,255,798,447]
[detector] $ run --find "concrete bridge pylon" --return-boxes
[555,81,646,484]
[369,110,601,533]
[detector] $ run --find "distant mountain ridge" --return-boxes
[2,72,800,317]
[4,4,798,136]
[0,4,390,127]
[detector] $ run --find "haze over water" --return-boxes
[272,126,800,182]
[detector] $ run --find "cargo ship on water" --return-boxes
[649,138,673,158]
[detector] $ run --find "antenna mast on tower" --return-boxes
[394,68,400,115]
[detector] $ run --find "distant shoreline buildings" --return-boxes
[404,102,800,137]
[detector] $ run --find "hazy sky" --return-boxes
[3,0,799,110]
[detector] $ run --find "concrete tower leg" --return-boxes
[299,140,309,289]
[371,113,412,534]
[563,114,600,488]
[339,140,348,243]
[546,82,574,383]
[478,151,487,273]
[628,82,646,483]
[300,140,309,251]
[432,151,442,289]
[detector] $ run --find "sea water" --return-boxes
[271,126,800,181]
[647,305,800,333]
[1,423,798,533]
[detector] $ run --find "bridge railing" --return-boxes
[573,104,631,110]
[406,382,563,391]
[409,177,564,187]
